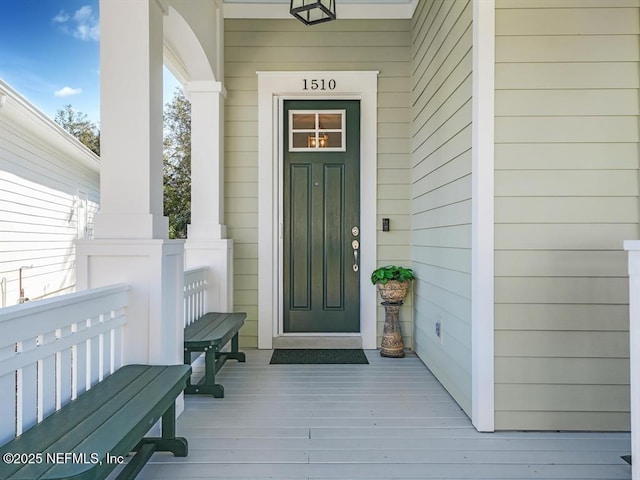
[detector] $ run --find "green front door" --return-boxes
[283,100,360,333]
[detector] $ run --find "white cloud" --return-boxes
[52,10,69,24]
[74,5,95,24]
[52,5,99,42]
[54,86,82,97]
[73,6,99,41]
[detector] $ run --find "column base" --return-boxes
[75,238,185,366]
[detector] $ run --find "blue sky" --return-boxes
[0,0,180,125]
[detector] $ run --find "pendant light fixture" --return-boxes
[290,0,336,25]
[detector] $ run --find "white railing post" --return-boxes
[0,284,128,446]
[184,240,233,313]
[184,266,209,327]
[625,240,640,479]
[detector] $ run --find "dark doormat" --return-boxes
[269,349,369,365]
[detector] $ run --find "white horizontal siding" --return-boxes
[0,107,99,307]
[494,0,639,430]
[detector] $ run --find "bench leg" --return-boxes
[184,346,225,398]
[160,402,189,456]
[184,330,245,397]
[122,402,188,480]
[136,402,189,457]
[116,442,157,480]
[229,332,246,362]
[184,348,193,390]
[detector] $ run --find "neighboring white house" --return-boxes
[0,79,100,307]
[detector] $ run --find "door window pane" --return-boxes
[292,132,311,149]
[318,113,342,129]
[289,110,345,152]
[292,113,315,130]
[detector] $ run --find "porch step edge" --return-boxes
[272,336,363,349]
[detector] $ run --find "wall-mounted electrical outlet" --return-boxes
[435,321,441,337]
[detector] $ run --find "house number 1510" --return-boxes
[302,79,336,91]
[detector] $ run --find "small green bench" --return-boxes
[0,364,191,480]
[183,312,246,398]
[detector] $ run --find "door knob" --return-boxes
[352,240,359,272]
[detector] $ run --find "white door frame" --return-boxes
[257,71,379,349]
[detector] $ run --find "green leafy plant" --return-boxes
[370,265,415,285]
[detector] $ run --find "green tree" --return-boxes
[54,105,100,155]
[163,88,191,239]
[55,92,192,239]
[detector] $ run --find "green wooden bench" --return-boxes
[183,312,246,398]
[0,364,191,480]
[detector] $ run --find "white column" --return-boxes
[78,1,184,379]
[94,0,168,240]
[185,80,227,240]
[624,240,640,480]
[184,80,233,313]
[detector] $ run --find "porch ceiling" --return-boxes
[222,0,417,19]
[224,0,411,3]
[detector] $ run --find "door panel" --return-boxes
[290,164,311,309]
[283,100,360,333]
[323,163,344,310]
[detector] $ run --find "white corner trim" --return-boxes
[471,0,495,433]
[408,0,419,18]
[256,70,378,350]
[624,240,640,480]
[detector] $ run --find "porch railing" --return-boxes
[0,284,129,445]
[0,266,208,447]
[184,266,208,328]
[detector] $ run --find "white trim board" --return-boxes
[471,0,495,433]
[0,79,99,172]
[257,71,378,350]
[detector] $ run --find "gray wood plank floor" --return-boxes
[134,349,632,479]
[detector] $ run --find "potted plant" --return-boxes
[370,265,415,303]
[371,265,415,358]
